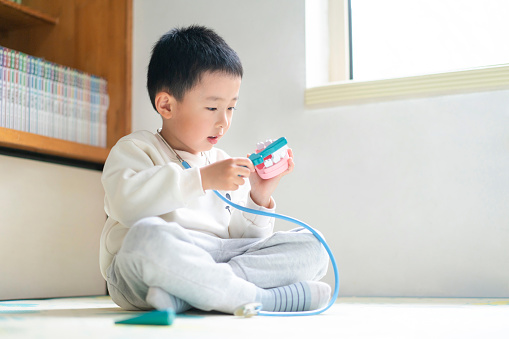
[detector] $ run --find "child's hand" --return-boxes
[249,148,294,208]
[200,158,254,192]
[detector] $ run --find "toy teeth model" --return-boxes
[248,137,290,179]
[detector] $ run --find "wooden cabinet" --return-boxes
[0,0,131,164]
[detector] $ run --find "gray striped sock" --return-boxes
[256,281,331,312]
[145,286,192,313]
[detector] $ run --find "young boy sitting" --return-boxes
[100,25,331,314]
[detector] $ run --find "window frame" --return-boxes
[305,0,509,107]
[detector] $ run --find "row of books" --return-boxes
[0,45,109,148]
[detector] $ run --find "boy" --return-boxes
[100,25,330,314]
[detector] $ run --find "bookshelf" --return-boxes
[0,0,132,164]
[0,0,58,30]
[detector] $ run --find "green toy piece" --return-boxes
[115,309,175,326]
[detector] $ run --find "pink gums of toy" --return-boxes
[248,137,290,179]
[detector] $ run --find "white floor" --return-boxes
[0,296,508,338]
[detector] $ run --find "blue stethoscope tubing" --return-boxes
[182,159,340,316]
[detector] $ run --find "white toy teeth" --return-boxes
[248,137,290,179]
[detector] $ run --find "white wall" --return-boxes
[133,0,509,297]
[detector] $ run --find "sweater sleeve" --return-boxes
[228,186,276,239]
[102,137,205,227]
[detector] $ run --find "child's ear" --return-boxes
[155,92,176,119]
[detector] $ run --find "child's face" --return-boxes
[163,71,241,155]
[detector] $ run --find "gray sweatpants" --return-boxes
[106,216,329,314]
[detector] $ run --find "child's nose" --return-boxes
[217,110,229,129]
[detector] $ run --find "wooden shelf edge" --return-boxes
[0,0,58,30]
[0,127,109,164]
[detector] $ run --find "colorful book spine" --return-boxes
[0,45,109,148]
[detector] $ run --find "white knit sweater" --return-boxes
[99,130,275,278]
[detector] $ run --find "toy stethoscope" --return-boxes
[156,130,339,317]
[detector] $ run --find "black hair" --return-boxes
[147,25,243,110]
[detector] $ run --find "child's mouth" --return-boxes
[207,136,219,144]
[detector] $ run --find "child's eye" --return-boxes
[206,107,217,111]
[228,107,237,111]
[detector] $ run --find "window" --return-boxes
[351,0,509,81]
[306,0,351,87]
[305,0,509,106]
